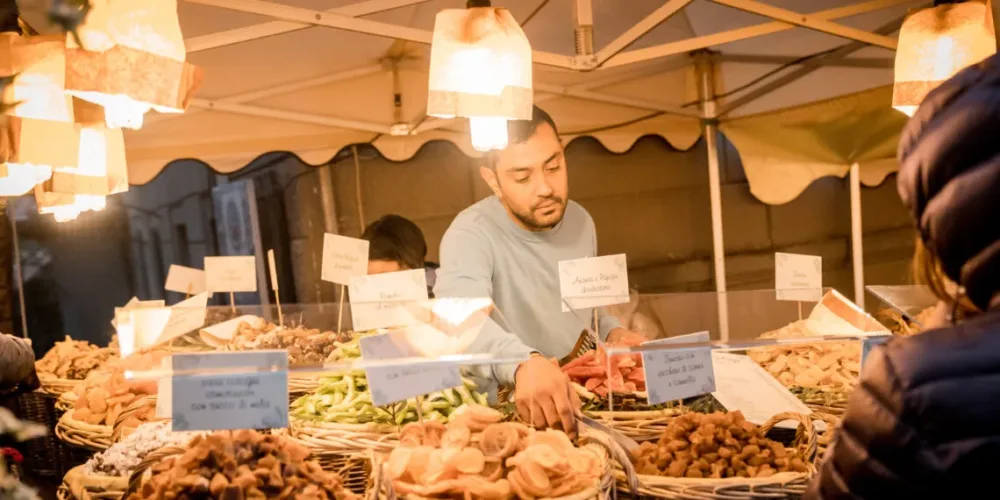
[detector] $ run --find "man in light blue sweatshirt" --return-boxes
[435,106,644,435]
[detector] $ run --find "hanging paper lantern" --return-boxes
[22,119,128,222]
[63,0,202,130]
[427,5,532,152]
[892,1,996,116]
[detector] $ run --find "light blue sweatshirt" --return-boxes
[434,196,621,386]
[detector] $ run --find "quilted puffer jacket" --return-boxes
[806,54,1000,499]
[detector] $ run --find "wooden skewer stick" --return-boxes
[337,284,345,335]
[229,292,236,315]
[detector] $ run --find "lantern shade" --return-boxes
[427,7,532,121]
[16,119,128,222]
[892,1,996,116]
[64,0,203,129]
[0,33,73,122]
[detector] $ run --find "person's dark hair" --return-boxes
[507,105,558,145]
[361,214,427,270]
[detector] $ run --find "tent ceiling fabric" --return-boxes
[18,0,921,196]
[720,84,906,205]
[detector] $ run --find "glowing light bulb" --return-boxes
[101,95,148,129]
[470,117,509,152]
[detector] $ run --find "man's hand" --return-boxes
[607,328,647,346]
[514,355,581,436]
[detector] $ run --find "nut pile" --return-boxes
[387,406,603,499]
[130,430,356,500]
[228,322,345,365]
[633,411,808,479]
[36,336,116,380]
[70,370,157,427]
[748,321,860,390]
[84,422,201,477]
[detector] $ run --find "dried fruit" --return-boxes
[633,411,808,479]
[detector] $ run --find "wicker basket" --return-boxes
[111,396,159,443]
[286,417,400,455]
[371,428,628,500]
[792,387,850,417]
[39,373,84,399]
[58,465,128,500]
[812,412,840,463]
[56,411,113,452]
[56,392,77,413]
[617,412,818,500]
[288,374,322,398]
[13,390,69,478]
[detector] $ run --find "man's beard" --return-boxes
[509,196,566,231]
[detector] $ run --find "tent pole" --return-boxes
[850,163,865,308]
[695,51,730,342]
[317,164,340,235]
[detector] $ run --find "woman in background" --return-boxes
[361,214,438,297]
[806,54,1000,498]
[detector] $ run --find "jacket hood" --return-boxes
[897,53,1000,311]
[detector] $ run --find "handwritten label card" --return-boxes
[710,352,812,429]
[349,269,429,331]
[164,265,206,295]
[159,292,210,344]
[641,331,715,405]
[322,234,369,285]
[205,256,257,292]
[170,350,289,431]
[775,252,822,302]
[558,254,629,311]
[360,329,462,406]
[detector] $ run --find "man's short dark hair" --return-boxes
[361,214,427,270]
[507,105,558,145]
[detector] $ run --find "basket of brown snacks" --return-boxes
[624,411,817,500]
[748,321,857,415]
[56,369,159,452]
[123,430,358,500]
[219,318,353,400]
[373,405,631,500]
[37,337,117,398]
[58,421,203,500]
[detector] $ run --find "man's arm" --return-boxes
[434,215,534,384]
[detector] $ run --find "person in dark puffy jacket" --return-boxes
[806,54,1000,499]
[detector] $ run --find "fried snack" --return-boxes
[130,430,356,500]
[386,407,603,499]
[875,307,936,336]
[633,411,809,479]
[70,368,158,427]
[228,321,346,365]
[36,336,117,380]
[747,321,859,390]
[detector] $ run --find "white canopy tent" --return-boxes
[17,0,933,336]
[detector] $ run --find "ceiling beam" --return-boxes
[602,0,918,69]
[183,0,578,69]
[148,64,385,124]
[717,14,907,117]
[189,98,392,134]
[186,0,433,52]
[714,53,894,68]
[595,0,696,65]
[709,0,898,49]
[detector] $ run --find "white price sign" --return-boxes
[558,254,629,311]
[710,352,813,429]
[775,252,822,302]
[348,269,429,331]
[322,234,369,285]
[205,256,257,293]
[641,331,715,405]
[164,265,206,295]
[169,351,289,432]
[360,328,463,406]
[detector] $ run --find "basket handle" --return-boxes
[760,411,818,463]
[581,428,639,496]
[124,445,185,498]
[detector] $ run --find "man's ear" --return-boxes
[479,166,502,199]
